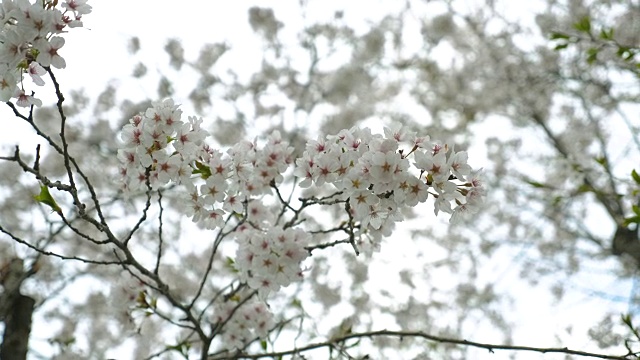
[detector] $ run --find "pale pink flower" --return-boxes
[201,208,225,229]
[27,62,46,86]
[62,0,92,15]
[294,152,316,188]
[35,36,66,68]
[414,149,449,182]
[448,148,472,181]
[14,89,42,107]
[351,190,379,218]
[223,193,244,214]
[200,175,227,204]
[0,68,18,102]
[0,29,33,67]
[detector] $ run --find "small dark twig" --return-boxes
[154,190,165,275]
[33,144,40,172]
[305,239,351,254]
[344,199,359,256]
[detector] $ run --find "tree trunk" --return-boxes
[612,226,640,266]
[1,294,35,360]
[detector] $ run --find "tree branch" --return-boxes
[222,329,636,359]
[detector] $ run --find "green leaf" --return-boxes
[525,180,547,188]
[633,205,640,216]
[34,184,62,215]
[225,257,239,273]
[552,196,563,207]
[617,46,635,61]
[291,298,303,309]
[192,161,211,179]
[594,156,607,167]
[550,32,570,40]
[136,290,149,308]
[586,48,598,64]
[599,28,614,40]
[625,52,636,61]
[165,344,182,351]
[623,215,640,227]
[632,169,640,185]
[573,16,591,33]
[165,341,190,355]
[554,43,569,51]
[261,340,267,351]
[576,184,592,194]
[622,49,636,61]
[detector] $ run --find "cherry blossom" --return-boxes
[62,0,92,15]
[14,88,41,107]
[34,36,66,68]
[27,61,46,85]
[448,146,472,181]
[234,227,310,299]
[213,298,274,350]
[0,66,18,101]
[112,53,484,352]
[0,0,87,104]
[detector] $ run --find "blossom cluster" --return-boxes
[213,299,274,350]
[235,227,310,299]
[118,99,295,230]
[295,124,484,238]
[117,99,208,192]
[0,0,91,106]
[118,102,485,277]
[117,102,485,347]
[117,100,307,296]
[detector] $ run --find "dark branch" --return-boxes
[221,329,635,359]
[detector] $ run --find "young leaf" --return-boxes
[554,43,569,51]
[34,184,62,215]
[550,32,570,40]
[525,180,547,188]
[623,215,640,227]
[632,169,640,185]
[586,48,598,64]
[576,183,593,194]
[193,161,212,179]
[599,28,614,40]
[594,156,607,167]
[291,298,303,309]
[226,256,239,273]
[573,16,591,33]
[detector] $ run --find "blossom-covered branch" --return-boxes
[111,96,487,349]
